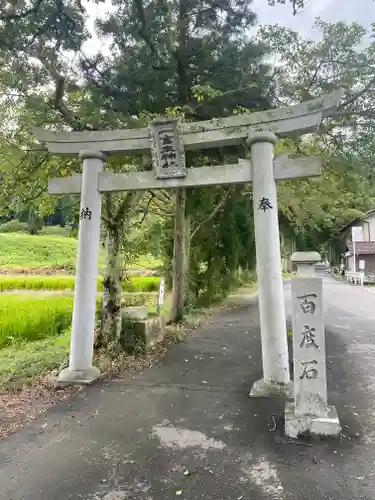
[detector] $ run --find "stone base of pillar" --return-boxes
[284,402,341,438]
[249,378,293,398]
[55,366,100,386]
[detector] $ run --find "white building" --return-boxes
[340,209,375,274]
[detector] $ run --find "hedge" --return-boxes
[0,220,29,233]
[0,276,160,293]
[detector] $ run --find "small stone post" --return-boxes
[156,278,165,315]
[285,251,341,438]
[248,131,291,397]
[58,150,105,384]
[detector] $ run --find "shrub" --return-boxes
[121,292,158,308]
[38,226,72,237]
[0,220,28,233]
[0,295,74,348]
[121,277,160,293]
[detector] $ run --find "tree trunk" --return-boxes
[97,191,142,352]
[184,215,191,305]
[97,227,124,352]
[171,188,187,323]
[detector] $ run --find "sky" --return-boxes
[252,0,374,39]
[82,0,374,56]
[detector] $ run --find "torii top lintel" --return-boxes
[33,90,343,157]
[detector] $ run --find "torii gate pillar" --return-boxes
[248,131,291,397]
[59,150,106,384]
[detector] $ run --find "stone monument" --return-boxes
[285,251,341,438]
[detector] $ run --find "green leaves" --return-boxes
[267,0,305,15]
[257,20,375,253]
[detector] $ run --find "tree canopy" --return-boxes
[0,3,373,313]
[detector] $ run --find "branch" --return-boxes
[23,182,49,205]
[0,0,43,20]
[150,189,173,204]
[115,191,143,226]
[103,193,116,230]
[195,84,258,105]
[339,75,375,110]
[147,208,174,217]
[190,187,235,242]
[302,60,324,101]
[22,44,91,131]
[150,197,175,217]
[135,192,155,225]
[133,0,158,61]
[329,109,375,119]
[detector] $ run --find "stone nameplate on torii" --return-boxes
[148,118,186,179]
[33,90,343,389]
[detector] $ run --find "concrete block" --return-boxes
[122,306,148,321]
[285,402,341,438]
[250,378,293,399]
[55,366,100,386]
[121,316,166,353]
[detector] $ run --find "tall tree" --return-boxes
[258,20,375,256]
[0,0,148,349]
[258,20,375,160]
[84,0,273,321]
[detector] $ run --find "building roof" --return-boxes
[340,208,375,233]
[347,241,375,255]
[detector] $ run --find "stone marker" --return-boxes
[285,251,341,438]
[156,278,165,315]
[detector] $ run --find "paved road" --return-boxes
[1,277,375,499]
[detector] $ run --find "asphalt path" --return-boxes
[1,276,375,499]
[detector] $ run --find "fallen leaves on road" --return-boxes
[0,294,247,441]
[0,379,78,439]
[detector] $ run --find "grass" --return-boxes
[0,233,81,271]
[0,295,74,348]
[0,275,161,292]
[0,291,161,351]
[0,233,161,272]
[0,290,162,348]
[283,272,295,279]
[0,292,164,392]
[0,330,71,392]
[0,279,257,392]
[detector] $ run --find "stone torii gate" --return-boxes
[33,90,342,394]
